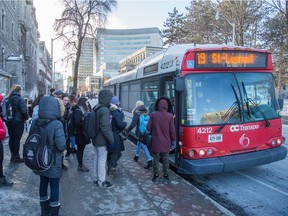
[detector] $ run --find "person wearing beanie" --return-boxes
[126,100,153,169]
[107,96,127,174]
[0,94,13,187]
[91,89,114,188]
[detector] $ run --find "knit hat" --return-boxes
[111,96,120,105]
[54,90,63,96]
[135,100,144,107]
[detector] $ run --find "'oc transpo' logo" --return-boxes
[230,124,259,132]
[230,125,240,132]
[239,133,250,147]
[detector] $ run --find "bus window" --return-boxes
[120,84,129,111]
[142,80,158,113]
[164,80,175,111]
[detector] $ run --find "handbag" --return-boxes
[138,131,152,146]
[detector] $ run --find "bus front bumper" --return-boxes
[177,146,287,175]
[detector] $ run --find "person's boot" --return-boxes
[144,160,152,169]
[0,176,14,187]
[65,149,71,157]
[50,205,60,216]
[62,163,68,171]
[40,199,50,216]
[13,155,24,163]
[133,156,139,162]
[78,164,89,172]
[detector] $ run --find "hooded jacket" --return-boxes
[109,103,127,152]
[91,89,114,147]
[127,105,149,137]
[147,98,176,153]
[32,96,66,178]
[8,90,29,122]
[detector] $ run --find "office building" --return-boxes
[95,27,163,73]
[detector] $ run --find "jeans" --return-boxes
[93,146,107,184]
[39,176,60,206]
[70,136,76,149]
[136,141,152,161]
[6,120,24,157]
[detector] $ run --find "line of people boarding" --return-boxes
[0,85,176,216]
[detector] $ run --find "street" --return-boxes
[185,124,288,216]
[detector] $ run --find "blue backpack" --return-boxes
[139,114,149,133]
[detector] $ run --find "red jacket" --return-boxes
[147,99,176,153]
[0,118,6,141]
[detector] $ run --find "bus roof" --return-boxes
[104,44,271,86]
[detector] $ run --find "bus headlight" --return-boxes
[277,139,282,145]
[188,150,196,157]
[271,140,276,146]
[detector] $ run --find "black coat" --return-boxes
[9,91,29,122]
[72,105,90,146]
[108,106,127,152]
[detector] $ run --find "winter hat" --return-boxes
[111,96,120,105]
[54,90,63,97]
[135,100,144,107]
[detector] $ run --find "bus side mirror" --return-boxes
[174,77,186,92]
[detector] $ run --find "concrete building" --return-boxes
[76,37,96,92]
[85,75,101,95]
[38,41,52,95]
[95,27,163,73]
[0,0,43,98]
[95,62,119,87]
[119,46,165,74]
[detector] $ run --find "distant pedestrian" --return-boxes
[0,94,13,187]
[68,94,78,154]
[147,97,176,184]
[125,101,152,169]
[31,96,66,215]
[92,89,114,188]
[107,96,127,174]
[73,97,91,172]
[62,93,72,157]
[5,84,29,163]
[87,93,98,110]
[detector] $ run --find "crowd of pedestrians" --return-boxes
[0,84,176,216]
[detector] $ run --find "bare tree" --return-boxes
[54,0,117,93]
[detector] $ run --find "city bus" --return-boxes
[104,44,287,175]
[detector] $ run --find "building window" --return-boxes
[2,9,5,31]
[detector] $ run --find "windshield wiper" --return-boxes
[241,82,270,127]
[215,84,241,133]
[241,82,251,118]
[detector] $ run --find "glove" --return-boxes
[170,141,176,151]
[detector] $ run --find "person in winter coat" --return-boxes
[146,97,176,184]
[0,94,13,187]
[126,101,152,169]
[92,89,114,188]
[30,95,66,216]
[5,84,29,163]
[31,93,44,121]
[107,96,127,173]
[73,97,91,172]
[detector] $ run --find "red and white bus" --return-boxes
[104,44,287,175]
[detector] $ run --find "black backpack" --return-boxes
[67,108,76,136]
[82,106,101,140]
[1,96,16,122]
[23,119,53,172]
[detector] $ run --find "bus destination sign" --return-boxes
[195,51,267,68]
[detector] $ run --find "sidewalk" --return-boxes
[0,130,234,216]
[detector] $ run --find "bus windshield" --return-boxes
[181,72,280,126]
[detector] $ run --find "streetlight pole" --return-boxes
[51,35,61,88]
